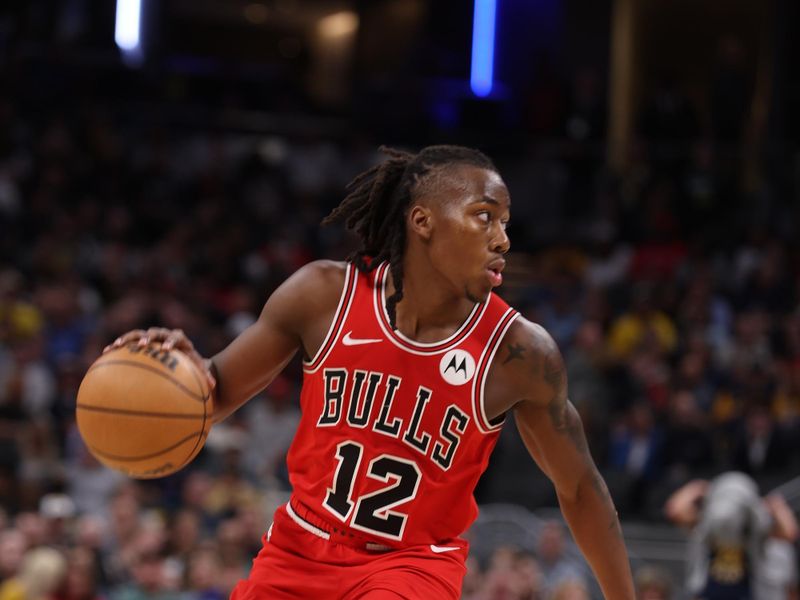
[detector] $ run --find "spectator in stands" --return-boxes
[0,270,43,344]
[513,553,544,600]
[213,519,250,595]
[53,546,105,600]
[0,546,67,600]
[549,578,590,600]
[607,283,678,363]
[536,521,588,596]
[661,390,714,482]
[110,551,180,600]
[474,546,544,600]
[608,403,663,514]
[0,528,26,581]
[633,565,673,600]
[564,319,611,453]
[665,472,799,599]
[165,508,202,573]
[731,403,792,476]
[459,556,484,600]
[183,545,226,600]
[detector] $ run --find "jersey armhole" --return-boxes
[303,263,357,373]
[470,308,519,433]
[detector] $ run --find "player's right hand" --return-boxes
[104,328,216,391]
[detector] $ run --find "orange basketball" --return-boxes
[76,343,213,479]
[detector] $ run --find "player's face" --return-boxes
[417,164,511,302]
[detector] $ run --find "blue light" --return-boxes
[115,0,142,52]
[470,0,497,98]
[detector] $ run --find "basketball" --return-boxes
[76,343,213,479]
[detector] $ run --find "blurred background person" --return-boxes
[665,472,799,599]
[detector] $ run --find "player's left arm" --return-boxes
[493,318,635,600]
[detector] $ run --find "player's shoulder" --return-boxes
[503,314,558,355]
[268,260,349,320]
[486,314,563,409]
[287,259,349,295]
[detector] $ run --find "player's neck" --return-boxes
[385,263,476,343]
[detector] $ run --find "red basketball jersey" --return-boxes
[286,262,519,547]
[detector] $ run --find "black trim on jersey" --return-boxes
[373,262,488,355]
[488,412,506,427]
[304,263,357,372]
[471,308,519,433]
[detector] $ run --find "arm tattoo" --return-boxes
[543,351,589,457]
[590,470,625,539]
[544,352,568,431]
[536,338,624,541]
[502,343,526,365]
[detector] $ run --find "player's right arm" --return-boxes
[107,260,347,423]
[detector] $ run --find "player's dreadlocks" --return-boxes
[323,144,496,329]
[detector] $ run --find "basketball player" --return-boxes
[666,472,799,599]
[108,146,635,599]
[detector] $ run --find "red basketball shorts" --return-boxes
[230,502,468,599]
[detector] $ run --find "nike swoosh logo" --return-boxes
[342,331,383,346]
[430,545,460,553]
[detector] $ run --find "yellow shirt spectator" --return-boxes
[608,311,678,359]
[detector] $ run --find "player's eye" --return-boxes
[501,220,509,231]
[476,211,490,224]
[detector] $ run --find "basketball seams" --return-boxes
[76,403,207,419]
[88,360,206,402]
[182,352,210,403]
[180,378,209,471]
[88,433,201,462]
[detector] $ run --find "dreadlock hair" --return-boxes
[323,144,497,329]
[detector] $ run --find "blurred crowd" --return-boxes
[1,22,799,597]
[0,485,676,600]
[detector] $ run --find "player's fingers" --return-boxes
[161,329,186,351]
[161,335,215,391]
[140,327,173,347]
[103,329,147,353]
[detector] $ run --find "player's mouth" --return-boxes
[486,258,506,287]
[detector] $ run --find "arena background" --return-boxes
[1,1,800,598]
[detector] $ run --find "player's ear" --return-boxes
[408,205,433,241]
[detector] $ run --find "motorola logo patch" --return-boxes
[439,349,476,386]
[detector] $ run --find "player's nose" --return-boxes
[491,224,510,254]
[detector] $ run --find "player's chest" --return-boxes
[304,350,483,471]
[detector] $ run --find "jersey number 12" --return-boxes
[323,441,421,540]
